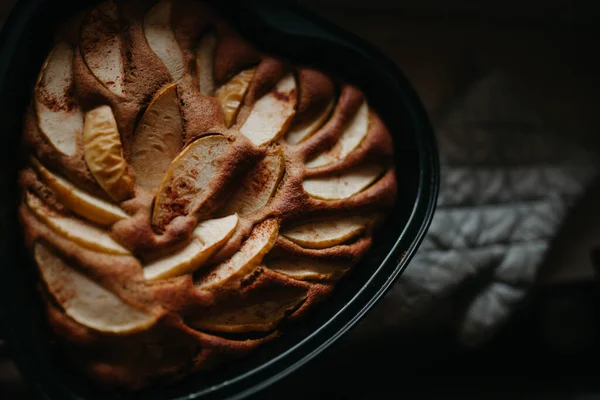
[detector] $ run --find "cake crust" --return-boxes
[17,0,398,390]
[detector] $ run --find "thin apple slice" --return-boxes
[143,0,185,81]
[144,214,238,281]
[80,0,125,96]
[34,243,155,334]
[35,42,83,156]
[268,258,349,281]
[239,73,297,146]
[216,68,256,127]
[306,100,369,168]
[130,83,183,191]
[152,135,229,227]
[196,219,278,290]
[188,288,307,333]
[221,151,284,217]
[286,99,334,145]
[196,32,217,96]
[282,217,366,249]
[83,105,133,202]
[303,164,384,200]
[31,157,129,226]
[26,192,130,255]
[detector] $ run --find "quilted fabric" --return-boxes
[352,71,600,347]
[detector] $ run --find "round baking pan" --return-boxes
[0,0,439,399]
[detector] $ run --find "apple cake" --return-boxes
[17,0,397,390]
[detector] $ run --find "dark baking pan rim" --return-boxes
[0,0,439,399]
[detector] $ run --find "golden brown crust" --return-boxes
[18,0,398,390]
[240,56,288,106]
[293,68,337,126]
[172,0,215,60]
[212,23,261,86]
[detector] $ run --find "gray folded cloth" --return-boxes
[352,71,600,347]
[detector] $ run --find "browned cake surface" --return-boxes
[17,0,397,390]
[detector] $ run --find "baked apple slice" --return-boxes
[282,217,366,249]
[143,214,238,281]
[196,219,278,290]
[130,83,183,191]
[26,192,130,255]
[268,258,349,281]
[83,105,134,202]
[196,32,217,96]
[306,100,369,168]
[303,164,384,200]
[189,286,307,333]
[216,68,256,127]
[35,42,83,156]
[143,0,185,81]
[80,0,125,96]
[31,157,129,226]
[240,73,297,146]
[286,99,334,145]
[34,243,155,334]
[152,135,229,227]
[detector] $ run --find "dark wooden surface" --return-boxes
[2,0,600,398]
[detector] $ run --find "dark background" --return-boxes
[2,0,600,398]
